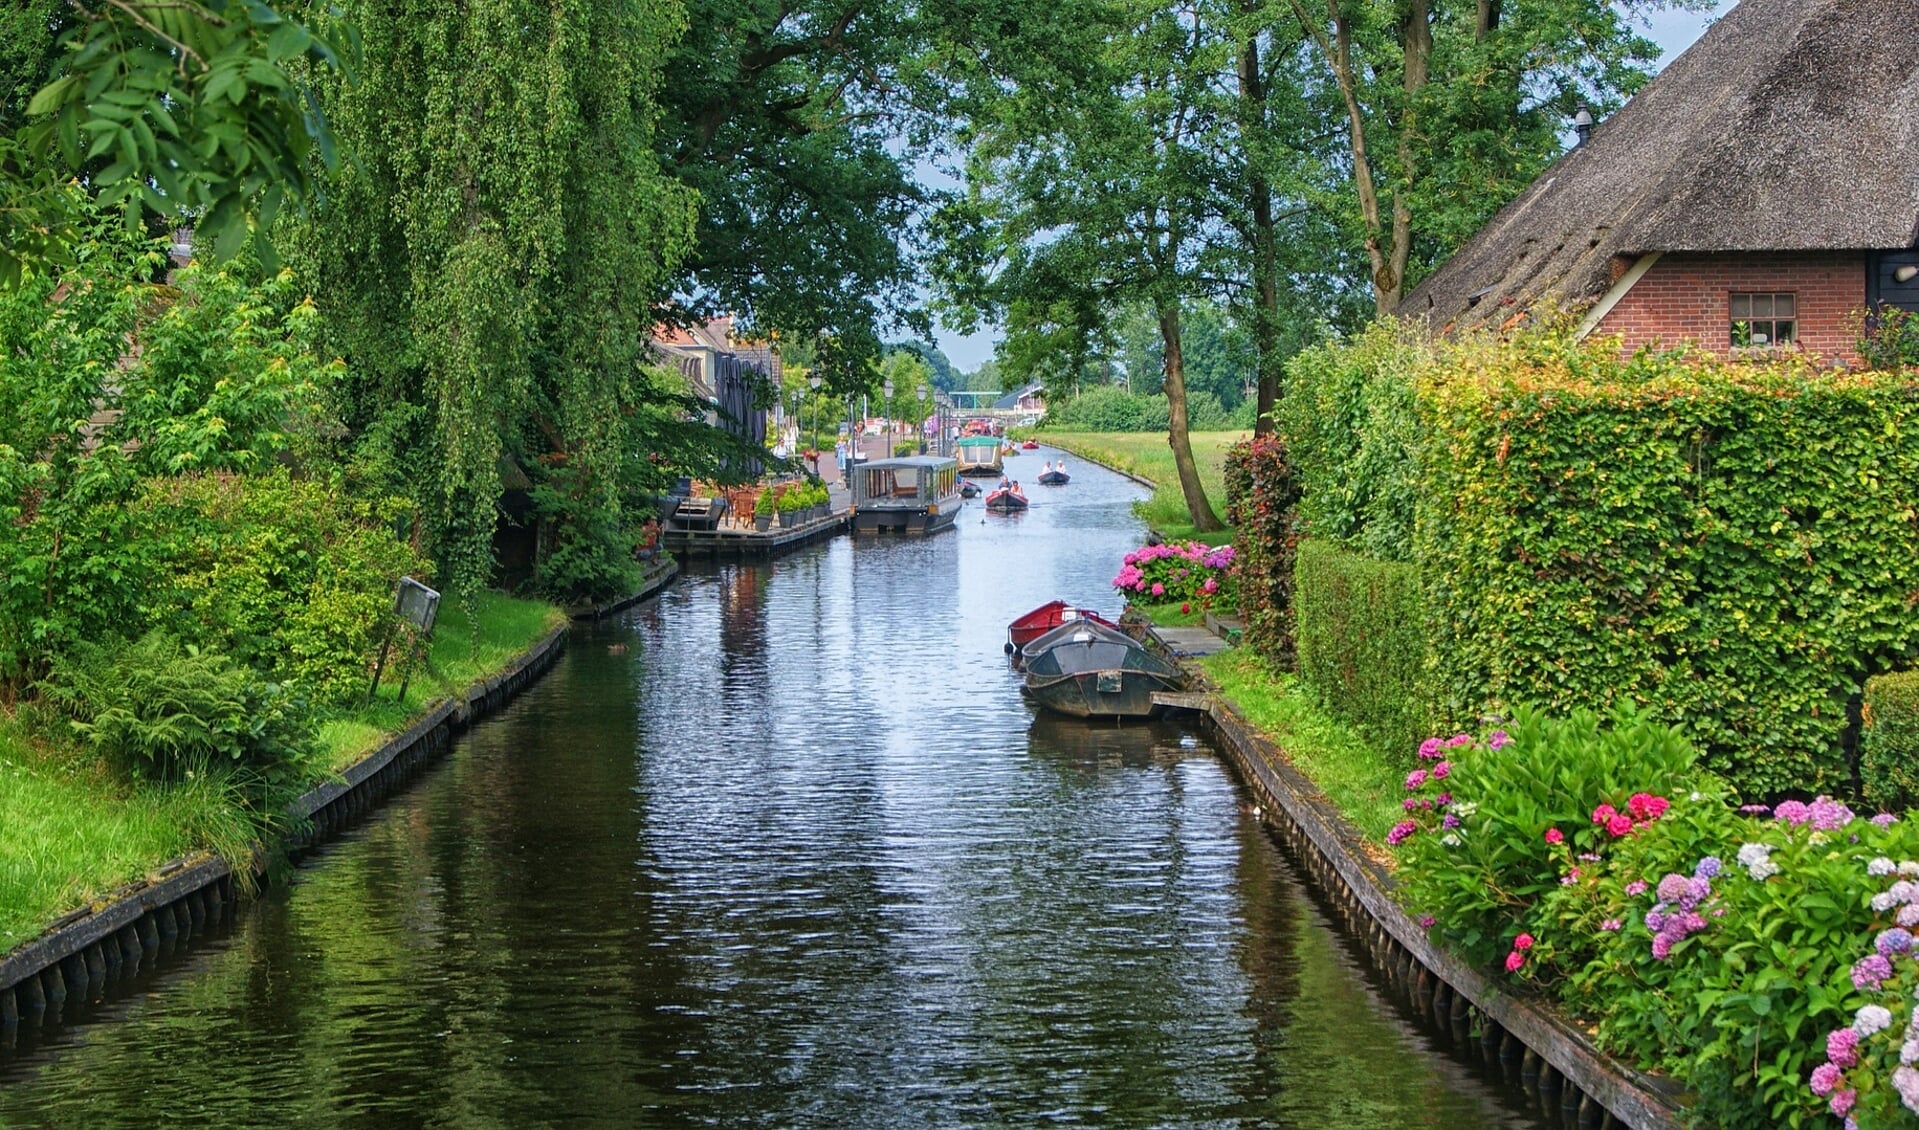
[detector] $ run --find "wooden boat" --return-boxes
[983,487,1028,512]
[1021,620,1183,719]
[1036,468,1069,485]
[849,455,962,535]
[959,480,980,498]
[1021,440,1039,450]
[1006,600,1117,652]
[956,435,1004,477]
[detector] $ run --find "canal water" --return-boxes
[0,449,1548,1128]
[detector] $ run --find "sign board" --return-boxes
[394,577,441,633]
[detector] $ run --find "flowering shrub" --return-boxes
[1222,434,1300,666]
[1112,541,1238,608]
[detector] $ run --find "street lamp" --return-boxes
[882,379,894,459]
[917,382,928,454]
[808,373,821,473]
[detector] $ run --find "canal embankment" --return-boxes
[0,590,580,1042]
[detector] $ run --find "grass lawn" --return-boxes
[1126,599,1213,628]
[1199,648,1407,846]
[2,590,564,955]
[1037,430,1243,544]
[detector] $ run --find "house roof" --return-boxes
[1400,0,1919,331]
[993,381,1043,410]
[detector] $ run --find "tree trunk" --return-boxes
[1157,301,1225,533]
[1385,0,1432,314]
[1236,20,1283,434]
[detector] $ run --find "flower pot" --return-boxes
[778,510,798,528]
[754,514,773,532]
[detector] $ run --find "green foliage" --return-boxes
[1858,307,1919,370]
[1273,322,1425,561]
[1395,706,1702,970]
[1293,539,1429,754]
[297,0,700,599]
[8,0,348,281]
[1417,340,1919,797]
[139,470,427,706]
[1861,672,1919,813]
[1224,434,1300,667]
[1047,386,1233,432]
[39,631,315,785]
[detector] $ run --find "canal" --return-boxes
[0,450,1548,1127]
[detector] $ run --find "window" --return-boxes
[1730,293,1796,347]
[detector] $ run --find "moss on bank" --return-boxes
[1,591,565,956]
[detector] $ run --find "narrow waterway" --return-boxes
[0,450,1547,1128]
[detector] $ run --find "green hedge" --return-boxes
[1862,671,1919,811]
[1419,350,1919,797]
[1294,539,1429,756]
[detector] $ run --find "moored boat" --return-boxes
[959,480,980,498]
[1021,620,1183,719]
[1006,600,1117,652]
[849,455,963,535]
[983,487,1028,512]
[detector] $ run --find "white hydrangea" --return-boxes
[1857,1005,1895,1037]
[1904,1039,1919,1067]
[1737,842,1779,881]
[1896,1065,1919,1115]
[1878,892,1902,913]
[1440,833,1462,848]
[1901,861,1919,878]
[1871,857,1898,877]
[1900,903,1919,928]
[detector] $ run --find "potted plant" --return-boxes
[776,483,804,527]
[753,487,775,531]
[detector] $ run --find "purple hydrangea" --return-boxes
[1878,928,1916,957]
[1624,879,1648,897]
[1694,856,1723,880]
[1775,800,1812,826]
[1656,874,1691,903]
[1811,1061,1843,1096]
[1852,954,1894,990]
[1829,1028,1861,1067]
[1650,933,1673,960]
[1810,796,1857,831]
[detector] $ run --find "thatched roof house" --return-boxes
[1400,0,1919,362]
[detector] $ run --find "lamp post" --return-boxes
[883,379,894,460]
[917,382,928,454]
[808,373,821,474]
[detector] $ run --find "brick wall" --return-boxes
[1594,250,1867,366]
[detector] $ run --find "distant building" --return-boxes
[1401,0,1919,365]
[993,382,1045,412]
[651,317,778,472]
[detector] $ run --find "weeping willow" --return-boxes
[293,0,698,598]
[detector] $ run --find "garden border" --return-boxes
[1176,652,1687,1130]
[0,623,573,1046]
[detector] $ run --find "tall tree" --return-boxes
[294,0,701,598]
[935,0,1229,531]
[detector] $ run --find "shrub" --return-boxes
[1393,705,1701,969]
[1224,434,1300,667]
[1858,306,1919,370]
[1112,540,1237,608]
[40,631,316,787]
[1419,346,1919,796]
[1047,385,1150,431]
[1294,539,1429,754]
[138,470,428,706]
[1862,672,1919,812]
[1273,322,1425,561]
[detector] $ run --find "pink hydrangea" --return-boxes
[1810,1062,1843,1096]
[1544,828,1564,845]
[1828,1028,1861,1068]
[1504,951,1524,972]
[1606,814,1635,838]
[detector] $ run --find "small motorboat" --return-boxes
[1006,600,1118,652]
[984,487,1028,512]
[959,480,980,498]
[1036,468,1069,486]
[1022,620,1183,719]
[1021,440,1040,450]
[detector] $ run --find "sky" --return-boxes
[925,2,1729,374]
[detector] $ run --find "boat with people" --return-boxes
[983,482,1028,512]
[849,455,963,535]
[959,480,980,498]
[1005,599,1119,654]
[1021,439,1039,450]
[1036,460,1070,486]
[956,435,1005,477]
[1020,618,1183,719]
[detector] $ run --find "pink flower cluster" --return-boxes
[1805,856,1919,1121]
[1112,541,1237,607]
[1591,792,1670,839]
[1503,932,1535,974]
[1391,732,1477,848]
[1773,796,1856,830]
[1639,856,1720,960]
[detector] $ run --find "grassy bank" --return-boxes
[1,590,565,955]
[1036,430,1241,544]
[1198,648,1406,847]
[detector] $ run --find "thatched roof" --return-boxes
[1401,0,1919,330]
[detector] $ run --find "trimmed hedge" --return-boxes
[1294,539,1429,756]
[1862,671,1919,811]
[1419,348,1919,797]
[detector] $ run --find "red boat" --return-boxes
[1021,440,1039,450]
[1006,600,1118,652]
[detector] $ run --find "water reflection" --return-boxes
[0,448,1546,1128]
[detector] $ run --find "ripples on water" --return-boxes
[0,450,1544,1128]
